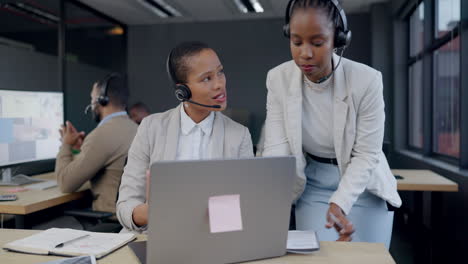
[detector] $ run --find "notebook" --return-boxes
[3,228,136,259]
[39,255,96,264]
[286,230,320,254]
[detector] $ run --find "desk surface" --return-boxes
[0,173,90,215]
[0,229,395,264]
[393,169,458,192]
[0,170,457,214]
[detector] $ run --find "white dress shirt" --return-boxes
[302,74,336,159]
[176,105,215,160]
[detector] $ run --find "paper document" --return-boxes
[39,255,97,264]
[208,194,243,233]
[287,230,320,254]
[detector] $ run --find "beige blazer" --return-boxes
[263,54,401,215]
[55,115,138,213]
[117,104,254,232]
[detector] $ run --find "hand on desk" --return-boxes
[132,170,150,227]
[326,203,355,242]
[60,121,85,150]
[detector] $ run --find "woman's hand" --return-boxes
[132,170,151,227]
[325,203,355,241]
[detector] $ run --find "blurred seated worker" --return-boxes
[55,73,138,215]
[128,102,151,125]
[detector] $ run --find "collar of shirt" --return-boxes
[98,111,128,127]
[180,105,214,136]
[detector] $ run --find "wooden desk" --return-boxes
[0,173,90,228]
[392,169,458,264]
[393,169,458,192]
[0,229,396,264]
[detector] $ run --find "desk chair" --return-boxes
[63,158,129,233]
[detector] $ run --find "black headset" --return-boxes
[166,49,192,102]
[283,0,352,49]
[97,73,120,106]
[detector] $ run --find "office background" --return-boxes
[0,0,466,263]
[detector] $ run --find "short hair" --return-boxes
[169,41,212,84]
[96,73,129,108]
[289,0,342,29]
[129,102,150,113]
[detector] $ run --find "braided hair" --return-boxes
[289,0,342,30]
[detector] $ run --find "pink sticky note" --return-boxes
[208,194,243,233]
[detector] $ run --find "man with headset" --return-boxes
[56,73,138,216]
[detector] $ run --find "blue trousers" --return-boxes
[295,158,394,248]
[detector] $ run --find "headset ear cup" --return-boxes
[174,84,191,102]
[283,24,290,38]
[98,95,109,106]
[334,29,352,49]
[334,30,346,49]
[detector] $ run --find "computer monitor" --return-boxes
[0,90,64,176]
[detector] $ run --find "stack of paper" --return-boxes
[286,230,320,254]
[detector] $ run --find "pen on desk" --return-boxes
[54,234,90,248]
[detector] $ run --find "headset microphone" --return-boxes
[314,48,345,84]
[84,103,93,115]
[185,99,221,109]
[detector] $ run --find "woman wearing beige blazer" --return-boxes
[117,42,254,233]
[262,0,401,247]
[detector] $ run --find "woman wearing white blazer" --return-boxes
[117,41,254,233]
[262,0,401,247]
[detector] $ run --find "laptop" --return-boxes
[146,156,295,264]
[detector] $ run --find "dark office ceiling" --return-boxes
[0,0,114,33]
[78,0,389,25]
[0,0,389,32]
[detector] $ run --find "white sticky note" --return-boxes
[208,194,243,233]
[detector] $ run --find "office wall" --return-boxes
[127,15,371,142]
[0,45,59,92]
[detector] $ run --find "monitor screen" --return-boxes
[0,90,64,167]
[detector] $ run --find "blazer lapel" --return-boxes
[332,53,349,171]
[285,63,303,156]
[163,104,182,160]
[210,112,224,158]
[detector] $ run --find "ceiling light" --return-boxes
[233,0,264,13]
[138,0,182,18]
[251,0,264,12]
[1,2,59,25]
[107,26,125,35]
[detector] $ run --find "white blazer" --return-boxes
[117,104,254,232]
[262,53,401,215]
